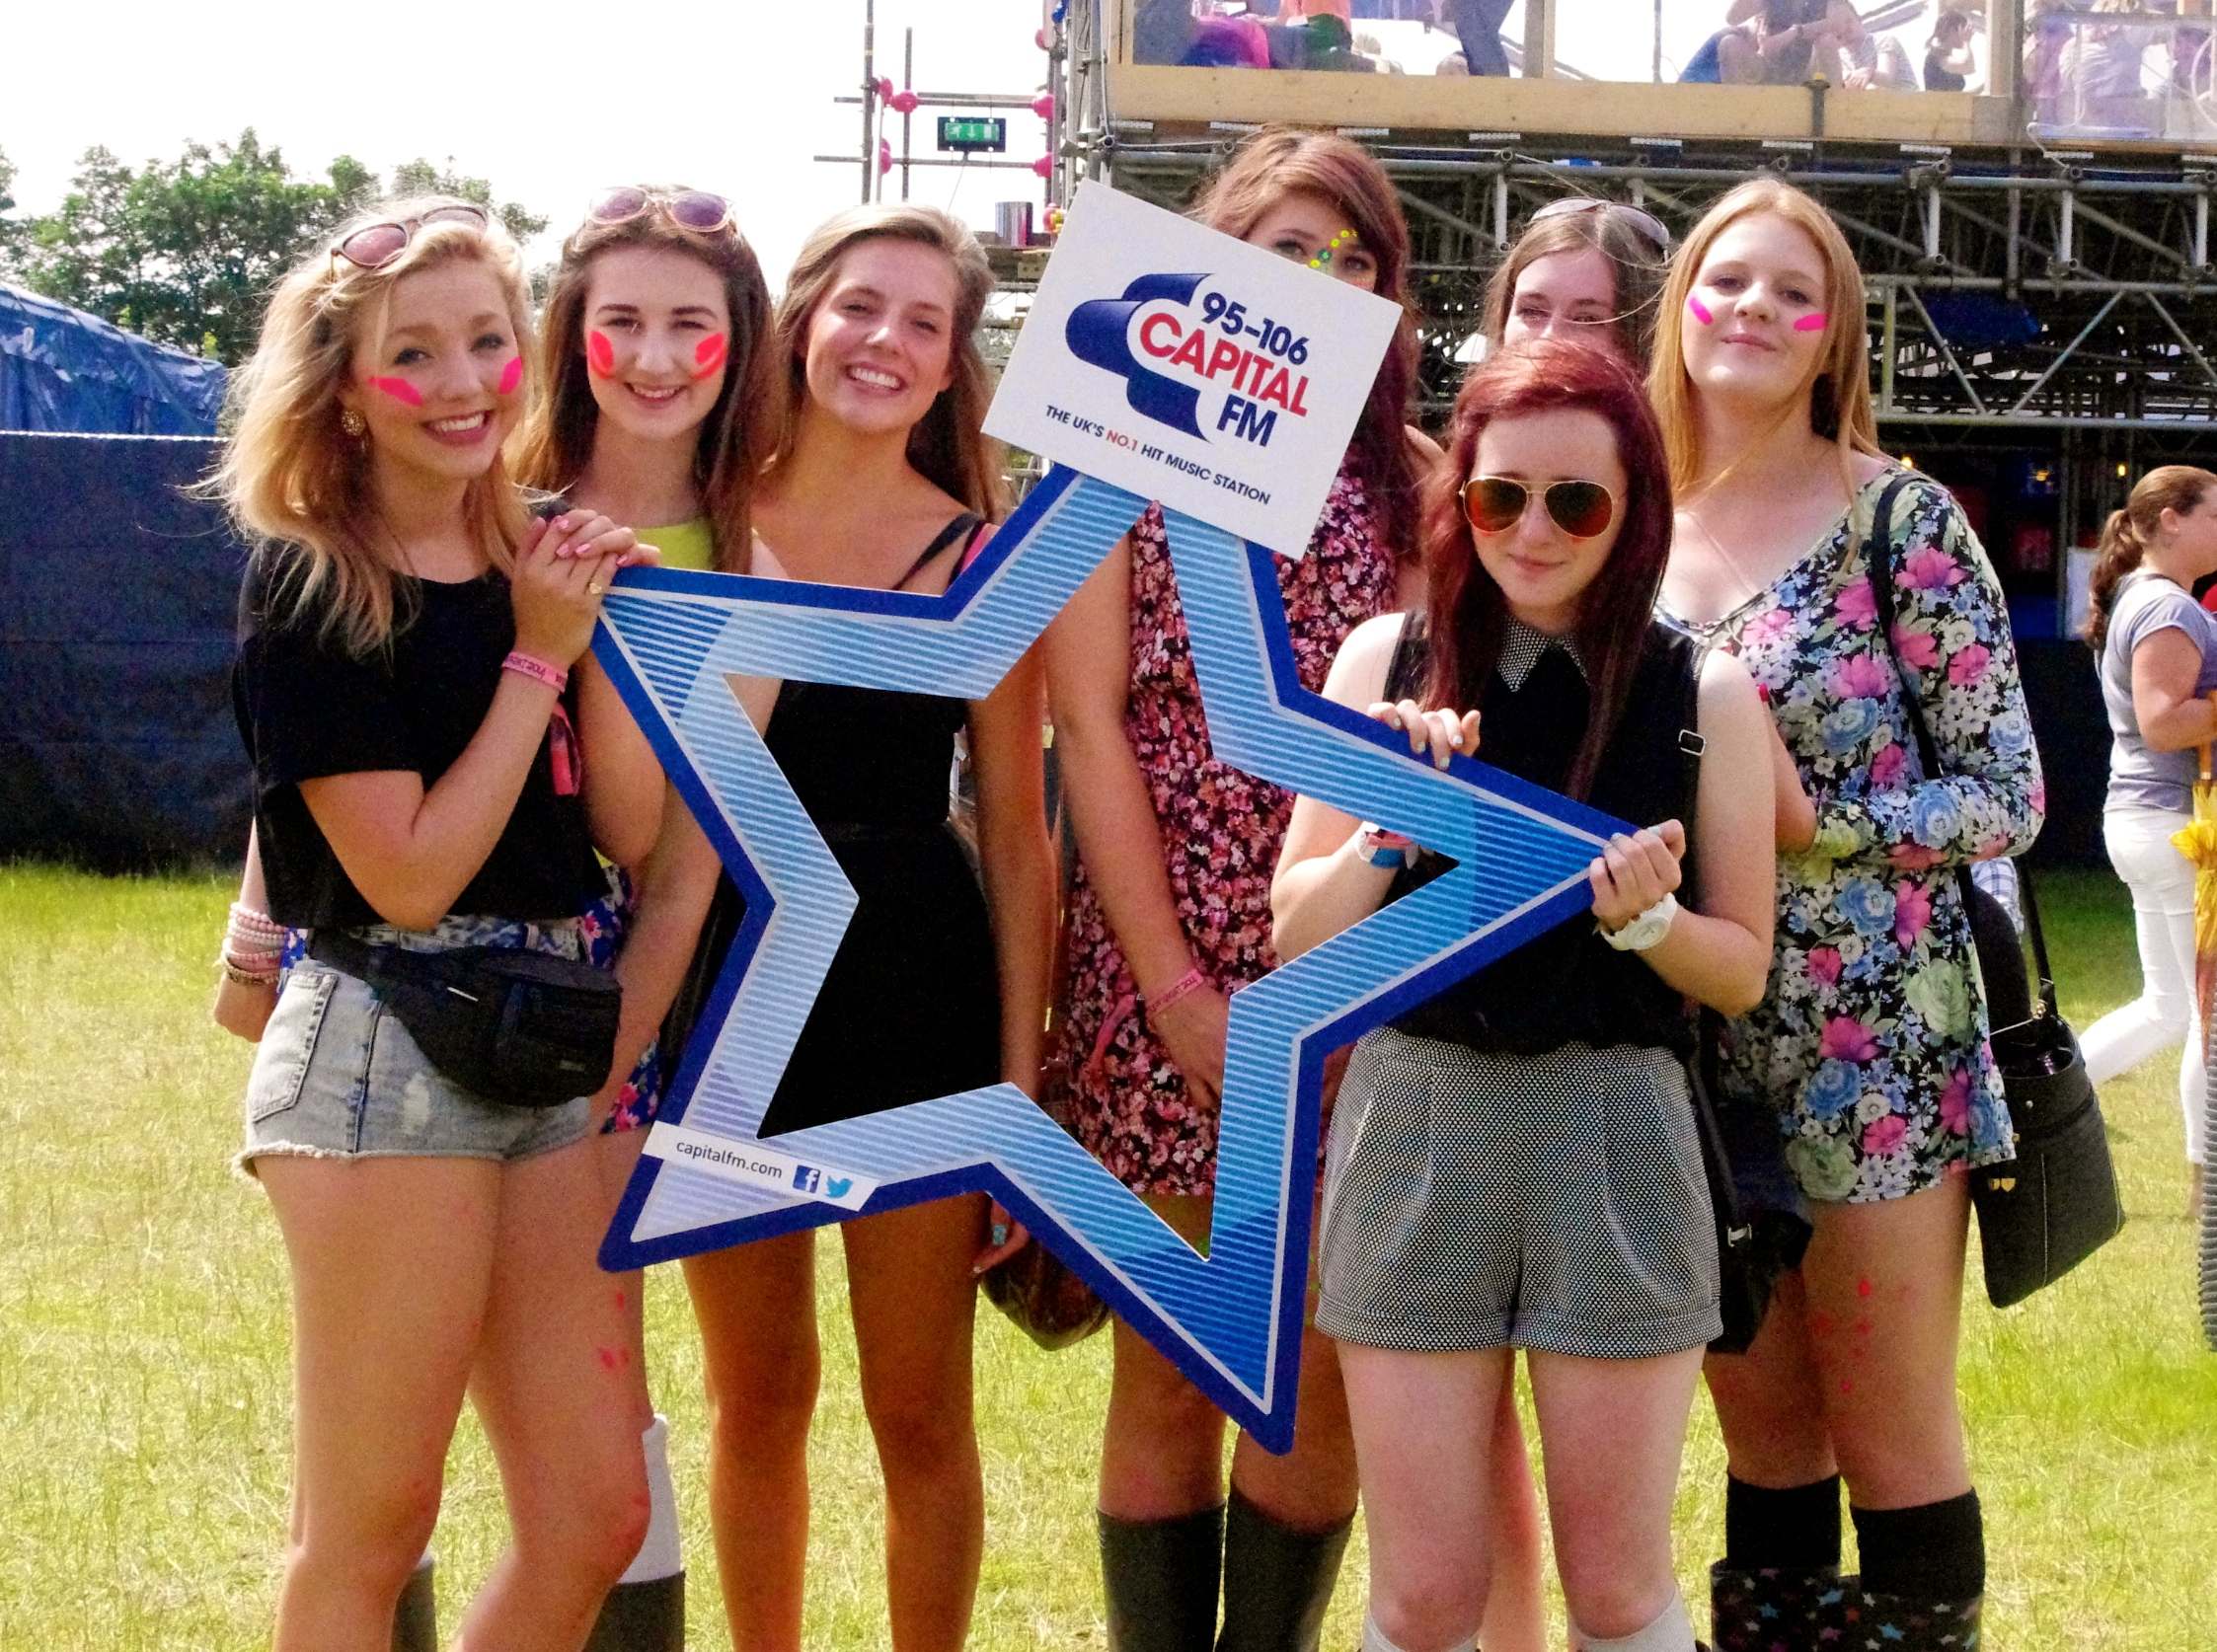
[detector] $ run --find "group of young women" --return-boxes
[211,125,2039,1652]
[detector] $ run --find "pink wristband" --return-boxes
[501,650,568,693]
[1147,966,1208,1017]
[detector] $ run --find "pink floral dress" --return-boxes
[1057,464,1403,1195]
[1667,472,2045,1204]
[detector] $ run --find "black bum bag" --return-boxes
[309,928,621,1109]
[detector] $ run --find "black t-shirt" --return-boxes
[231,555,603,930]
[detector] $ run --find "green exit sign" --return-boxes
[938,116,1008,154]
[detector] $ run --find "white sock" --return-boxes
[1571,1590,1696,1652]
[617,1414,683,1584]
[1361,1613,1475,1652]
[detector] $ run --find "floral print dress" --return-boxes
[1057,463,1403,1195]
[1667,471,2044,1204]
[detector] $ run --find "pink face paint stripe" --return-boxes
[367,376,423,407]
[1794,313,1830,334]
[586,330,617,378]
[690,333,728,381]
[1686,296,1715,327]
[497,355,524,396]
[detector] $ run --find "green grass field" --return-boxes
[0,863,2210,1650]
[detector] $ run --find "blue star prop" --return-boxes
[593,467,1625,1450]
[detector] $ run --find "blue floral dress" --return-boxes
[1668,471,2045,1204]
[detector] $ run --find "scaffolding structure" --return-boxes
[1044,3,2217,552]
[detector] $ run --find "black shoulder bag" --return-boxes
[1863,475,2124,1308]
[1669,638,1796,1355]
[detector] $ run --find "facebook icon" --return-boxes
[791,1164,822,1195]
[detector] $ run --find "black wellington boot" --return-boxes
[581,1573,686,1652]
[1214,1485,1352,1652]
[1100,1504,1225,1652]
[390,1554,436,1652]
[1707,1562,1845,1652]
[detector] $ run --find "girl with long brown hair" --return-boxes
[1042,127,1544,1651]
[1651,178,2043,1652]
[2078,464,2217,1223]
[511,183,786,1651]
[1272,337,1776,1652]
[676,202,1054,1652]
[220,198,659,1651]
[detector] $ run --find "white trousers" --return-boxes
[2081,804,2206,1164]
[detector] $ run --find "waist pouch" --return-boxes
[309,928,620,1109]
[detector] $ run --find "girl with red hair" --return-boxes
[1273,338,1777,1652]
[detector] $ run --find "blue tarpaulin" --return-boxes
[0,431,251,865]
[0,283,228,436]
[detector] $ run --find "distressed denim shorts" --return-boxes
[239,914,594,1173]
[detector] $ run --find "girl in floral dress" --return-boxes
[1650,179,2042,1652]
[1045,129,1546,1652]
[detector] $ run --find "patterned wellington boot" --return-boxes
[1852,1588,1982,1650]
[1707,1562,1844,1652]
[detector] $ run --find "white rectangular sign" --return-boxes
[644,1122,879,1211]
[986,181,1403,556]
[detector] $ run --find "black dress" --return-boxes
[666,514,1003,1137]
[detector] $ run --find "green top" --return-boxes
[646,516,717,572]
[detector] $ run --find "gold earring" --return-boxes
[340,407,366,438]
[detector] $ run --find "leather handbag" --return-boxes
[1863,475,2124,1308]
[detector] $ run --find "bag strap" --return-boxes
[1861,474,2057,1012]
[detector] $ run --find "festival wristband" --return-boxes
[1147,966,1209,1017]
[501,651,569,694]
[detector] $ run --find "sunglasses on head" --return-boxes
[332,203,490,270]
[1463,476,1619,541]
[1528,196,1671,258]
[586,187,734,236]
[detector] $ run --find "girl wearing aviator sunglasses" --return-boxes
[1272,338,1777,1652]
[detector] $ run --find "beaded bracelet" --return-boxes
[1147,966,1208,1017]
[501,650,569,694]
[224,902,286,959]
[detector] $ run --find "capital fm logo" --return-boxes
[1067,273,1317,450]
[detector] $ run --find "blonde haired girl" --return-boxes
[224,198,661,1652]
[1651,179,2041,1652]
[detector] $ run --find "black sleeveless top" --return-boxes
[1382,615,1705,1058]
[667,513,1003,1135]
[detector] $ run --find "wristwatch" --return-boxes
[1599,891,1679,952]
[1352,822,1415,871]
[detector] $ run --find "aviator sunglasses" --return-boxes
[332,202,490,269]
[586,187,735,235]
[1463,476,1619,541]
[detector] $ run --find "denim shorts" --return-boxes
[239,914,594,1173]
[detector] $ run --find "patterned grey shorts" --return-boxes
[1316,1025,1720,1359]
[239,914,594,1173]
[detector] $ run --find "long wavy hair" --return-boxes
[2084,464,2217,650]
[766,203,1006,519]
[208,197,533,654]
[1482,200,1669,366]
[512,189,781,572]
[1647,178,1882,501]
[1421,338,1674,799]
[1190,126,1421,559]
